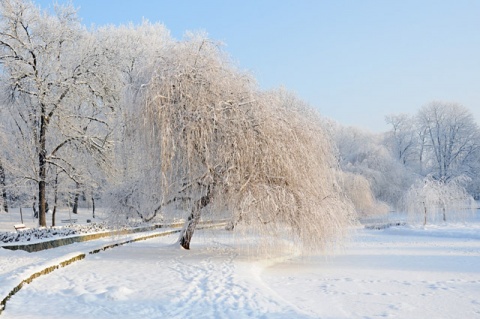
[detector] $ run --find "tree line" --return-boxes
[1,0,478,248]
[0,0,355,250]
[330,101,479,224]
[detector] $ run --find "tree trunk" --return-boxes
[38,112,47,227]
[92,197,95,218]
[73,194,79,214]
[72,183,80,214]
[423,203,427,226]
[33,198,38,218]
[52,173,59,227]
[179,190,212,250]
[0,163,8,213]
[52,206,57,227]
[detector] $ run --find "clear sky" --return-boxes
[34,0,480,132]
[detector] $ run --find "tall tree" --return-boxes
[385,113,418,166]
[142,36,354,250]
[0,0,119,226]
[417,102,480,182]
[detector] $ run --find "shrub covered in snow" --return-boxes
[0,222,149,244]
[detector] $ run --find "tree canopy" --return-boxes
[141,38,355,250]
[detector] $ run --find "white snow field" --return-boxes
[1,214,479,318]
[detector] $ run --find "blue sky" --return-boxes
[34,0,480,132]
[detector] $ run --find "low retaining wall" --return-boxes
[1,220,226,253]
[1,222,181,253]
[364,222,406,230]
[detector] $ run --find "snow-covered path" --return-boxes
[2,231,308,319]
[1,225,480,319]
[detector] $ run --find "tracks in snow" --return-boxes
[163,241,305,318]
[2,231,309,319]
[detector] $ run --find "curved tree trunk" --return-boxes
[179,189,212,250]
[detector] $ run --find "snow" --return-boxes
[0,212,479,318]
[0,207,107,233]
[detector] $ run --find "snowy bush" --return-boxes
[339,171,389,217]
[0,222,149,244]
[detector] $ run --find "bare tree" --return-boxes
[384,102,480,202]
[385,113,418,166]
[417,102,480,182]
[0,0,119,226]
[140,35,354,251]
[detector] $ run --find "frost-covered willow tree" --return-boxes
[403,176,474,225]
[0,0,119,226]
[142,36,355,250]
[338,171,389,218]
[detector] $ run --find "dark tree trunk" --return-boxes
[52,206,57,227]
[179,189,212,250]
[92,197,95,218]
[72,195,79,214]
[52,173,59,227]
[38,111,47,227]
[72,183,80,214]
[423,203,427,226]
[0,163,8,213]
[33,198,38,218]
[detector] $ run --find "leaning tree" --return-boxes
[141,35,355,250]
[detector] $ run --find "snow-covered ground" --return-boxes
[1,212,479,318]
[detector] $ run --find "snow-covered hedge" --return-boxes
[0,222,147,244]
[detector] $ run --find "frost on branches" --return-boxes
[141,36,355,251]
[403,176,475,225]
[0,0,119,226]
